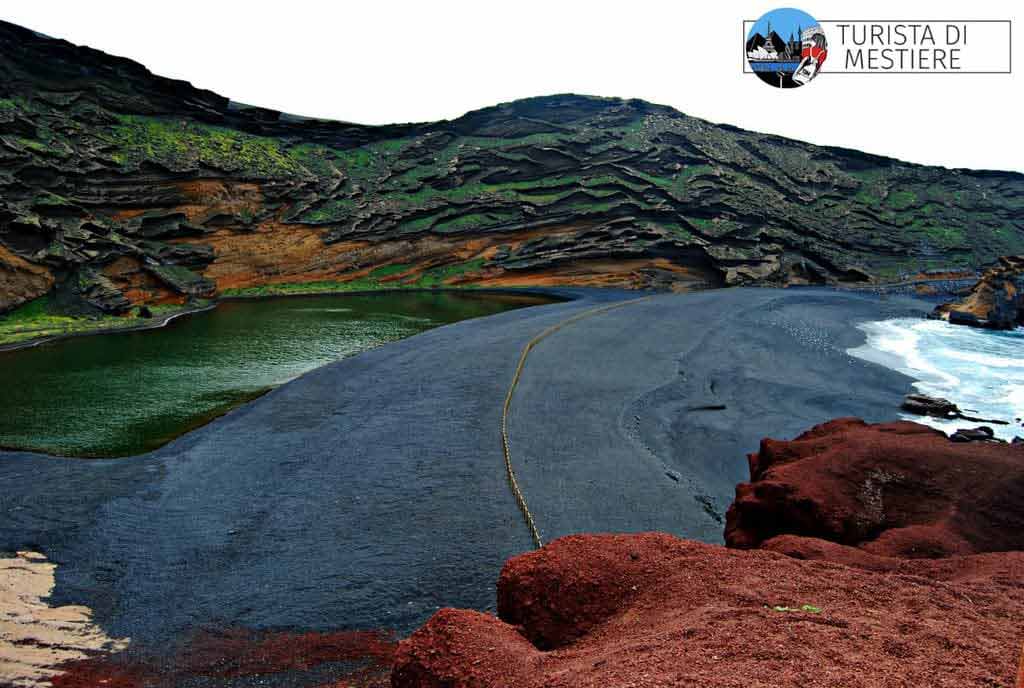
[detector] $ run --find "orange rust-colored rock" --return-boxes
[199,223,371,292]
[199,226,492,292]
[495,532,682,650]
[102,256,186,305]
[908,268,976,282]
[104,180,264,225]
[934,255,1024,329]
[0,244,53,312]
[724,418,1024,558]
[477,257,718,290]
[172,180,265,223]
[393,533,1024,687]
[198,221,716,295]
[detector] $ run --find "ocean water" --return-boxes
[848,317,1024,440]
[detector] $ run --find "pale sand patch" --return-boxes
[0,551,129,687]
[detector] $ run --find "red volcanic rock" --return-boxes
[391,609,539,688]
[392,533,1024,687]
[50,659,160,688]
[179,628,395,677]
[394,419,1024,687]
[725,417,1024,558]
[497,531,685,649]
[52,628,396,688]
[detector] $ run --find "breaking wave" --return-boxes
[848,317,1024,440]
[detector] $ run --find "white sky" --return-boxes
[4,0,1022,171]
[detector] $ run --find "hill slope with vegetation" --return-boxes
[1,19,1022,321]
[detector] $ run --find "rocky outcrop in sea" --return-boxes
[933,255,1024,329]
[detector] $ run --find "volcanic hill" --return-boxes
[1,19,1023,317]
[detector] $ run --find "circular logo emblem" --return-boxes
[746,8,827,88]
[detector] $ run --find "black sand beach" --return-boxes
[0,287,930,653]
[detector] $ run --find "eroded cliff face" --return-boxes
[0,243,52,311]
[2,20,1023,316]
[933,255,1024,329]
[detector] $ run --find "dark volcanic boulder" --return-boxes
[54,266,133,315]
[901,392,959,418]
[902,394,1010,427]
[934,256,1024,330]
[724,417,1024,558]
[949,426,999,443]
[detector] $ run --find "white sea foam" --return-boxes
[848,317,1024,440]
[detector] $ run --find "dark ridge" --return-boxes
[0,18,1021,320]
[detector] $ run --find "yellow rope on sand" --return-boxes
[500,296,651,549]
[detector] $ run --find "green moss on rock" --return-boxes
[107,115,311,178]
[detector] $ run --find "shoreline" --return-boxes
[849,316,1024,440]
[0,386,276,461]
[0,286,576,354]
[0,289,569,459]
[506,288,931,544]
[0,277,957,354]
[0,287,929,465]
[0,302,218,354]
[0,551,129,687]
[0,288,932,656]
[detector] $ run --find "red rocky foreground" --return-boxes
[393,419,1024,687]
[50,629,396,688]
[726,417,1024,559]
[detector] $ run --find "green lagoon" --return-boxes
[0,291,549,457]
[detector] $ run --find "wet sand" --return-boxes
[510,288,932,543]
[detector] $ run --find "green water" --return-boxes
[0,291,550,457]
